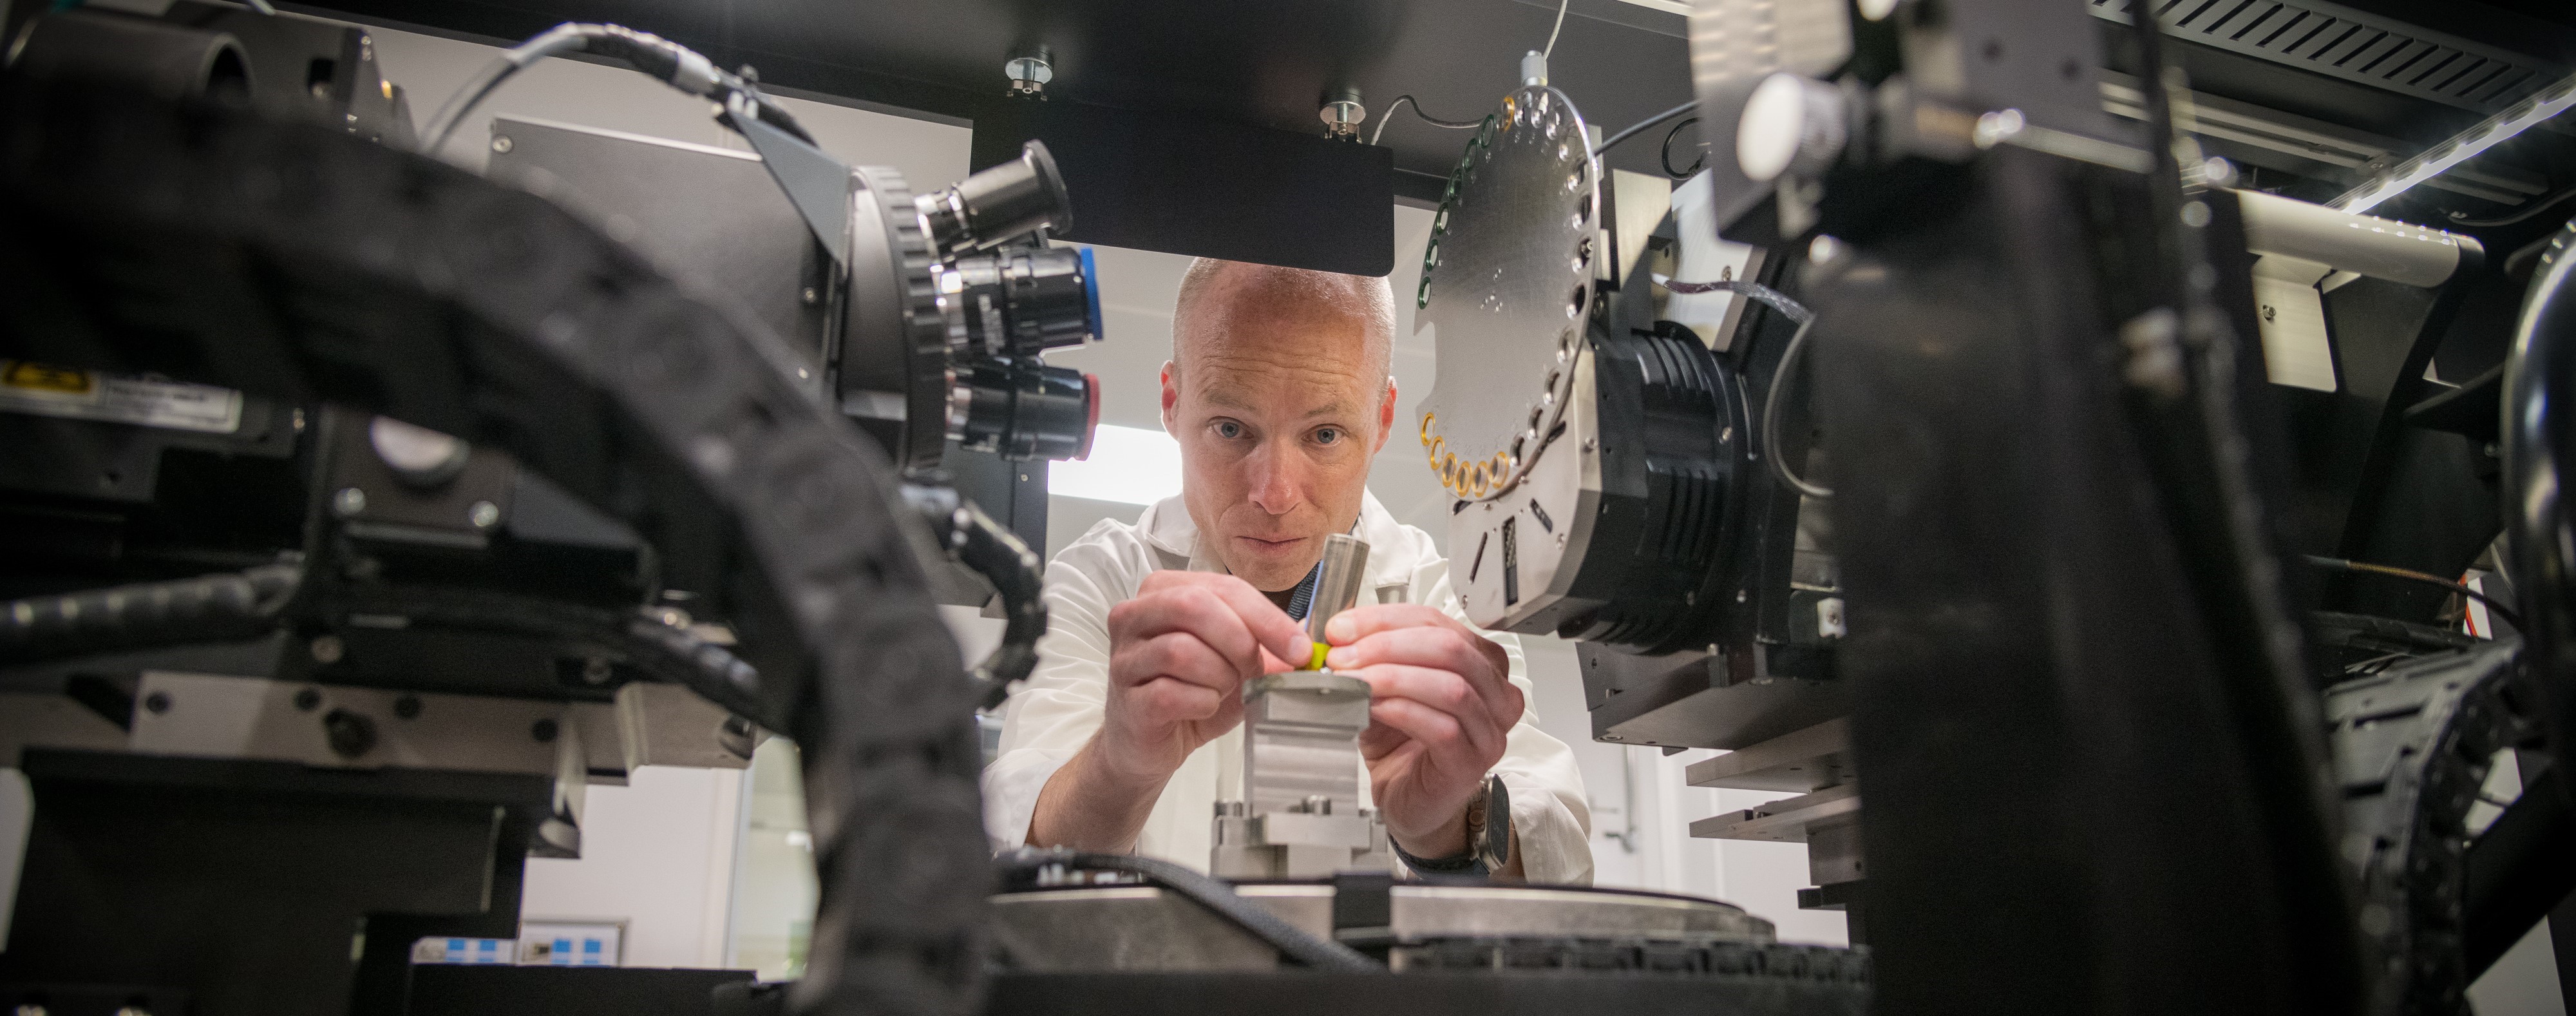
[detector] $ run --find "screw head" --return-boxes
[801,287,820,305]
[332,487,367,518]
[294,687,322,711]
[144,691,172,714]
[393,694,422,720]
[468,501,501,529]
[531,718,560,743]
[310,634,346,664]
[582,658,614,684]
[491,135,514,154]
[323,708,378,759]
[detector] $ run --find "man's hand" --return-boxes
[1027,571,1308,851]
[1324,605,1520,862]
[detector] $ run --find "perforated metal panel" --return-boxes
[2088,0,2568,113]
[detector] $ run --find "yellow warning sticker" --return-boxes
[0,360,243,434]
[2,361,94,396]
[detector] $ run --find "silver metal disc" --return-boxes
[1416,86,1598,502]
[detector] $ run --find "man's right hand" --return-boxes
[1096,571,1312,782]
[1027,571,1310,851]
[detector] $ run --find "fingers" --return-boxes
[1135,571,1312,665]
[1352,664,1508,762]
[1325,621,1522,729]
[1108,584,1262,685]
[1112,630,1240,696]
[1327,605,1512,684]
[1368,696,1498,783]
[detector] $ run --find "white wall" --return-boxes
[520,766,746,968]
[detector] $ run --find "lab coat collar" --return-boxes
[1135,490,1416,589]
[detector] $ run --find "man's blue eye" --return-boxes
[1315,428,1340,445]
[1215,421,1243,439]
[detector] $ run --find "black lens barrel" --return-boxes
[954,357,1095,461]
[918,140,1070,258]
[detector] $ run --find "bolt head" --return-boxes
[294,687,323,711]
[491,135,513,154]
[332,487,367,518]
[531,718,560,743]
[468,501,502,529]
[393,694,423,720]
[310,634,346,664]
[143,691,172,714]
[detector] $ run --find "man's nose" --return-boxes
[1243,441,1305,515]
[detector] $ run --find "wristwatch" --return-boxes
[1392,774,1511,876]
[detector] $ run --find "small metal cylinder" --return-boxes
[1306,533,1370,644]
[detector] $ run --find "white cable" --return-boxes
[1368,95,1480,147]
[1542,0,1569,57]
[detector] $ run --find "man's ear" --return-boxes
[1372,376,1397,455]
[1160,361,1181,436]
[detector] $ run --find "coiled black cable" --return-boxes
[1,562,300,663]
[905,484,1048,710]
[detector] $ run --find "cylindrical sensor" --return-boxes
[950,357,1098,461]
[916,140,1072,258]
[1305,533,1371,646]
[934,245,1101,356]
[12,10,254,105]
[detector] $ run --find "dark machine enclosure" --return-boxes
[487,116,1048,562]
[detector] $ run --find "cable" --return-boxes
[901,482,1048,711]
[1660,115,1703,178]
[2447,182,2576,229]
[419,24,594,156]
[1368,94,1482,147]
[993,848,1379,971]
[1542,0,1569,58]
[1593,99,1697,157]
[1654,276,1829,497]
[418,23,815,158]
[2303,555,2524,633]
[1,562,300,664]
[1762,317,1832,499]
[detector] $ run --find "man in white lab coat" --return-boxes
[982,258,1592,884]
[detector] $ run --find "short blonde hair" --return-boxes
[1170,258,1394,385]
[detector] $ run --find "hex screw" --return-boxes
[468,501,501,530]
[323,709,377,759]
[531,718,559,743]
[294,688,322,711]
[332,487,367,518]
[144,691,172,714]
[492,135,513,154]
[582,658,613,685]
[311,634,346,664]
[393,694,422,720]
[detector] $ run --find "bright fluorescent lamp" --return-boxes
[1047,423,1182,506]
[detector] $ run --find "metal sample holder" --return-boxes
[1212,533,1396,879]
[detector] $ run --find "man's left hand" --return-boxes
[1323,604,1520,861]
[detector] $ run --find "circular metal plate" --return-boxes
[1417,86,1598,501]
[988,882,1772,972]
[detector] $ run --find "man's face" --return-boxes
[1162,281,1394,592]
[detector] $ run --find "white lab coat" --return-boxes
[982,490,1595,885]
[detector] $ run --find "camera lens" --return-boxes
[936,245,1102,357]
[916,140,1071,259]
[951,358,1099,461]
